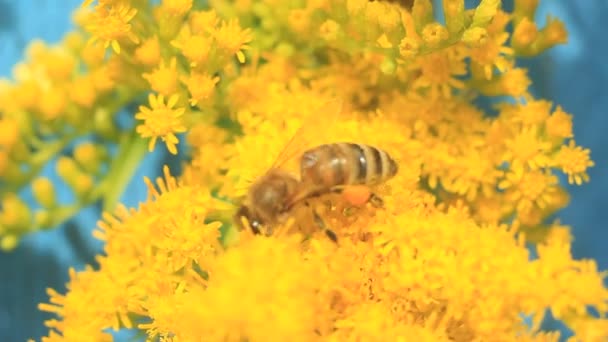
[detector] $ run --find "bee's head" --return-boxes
[234,204,264,235]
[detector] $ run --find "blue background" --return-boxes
[0,1,606,341]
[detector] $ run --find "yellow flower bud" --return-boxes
[0,118,19,148]
[0,151,8,177]
[69,76,97,108]
[161,0,193,17]
[32,177,56,208]
[288,9,309,33]
[377,34,393,49]
[380,58,396,75]
[0,194,31,229]
[81,43,106,68]
[135,36,162,67]
[143,58,179,96]
[462,27,488,47]
[512,17,538,50]
[0,234,18,252]
[346,0,366,16]
[43,49,76,82]
[514,0,539,21]
[25,40,47,62]
[56,156,80,185]
[399,37,420,59]
[74,173,94,198]
[537,17,568,49]
[422,23,449,46]
[319,20,340,41]
[94,108,118,140]
[39,87,67,121]
[35,211,53,229]
[443,0,465,34]
[412,0,434,31]
[62,31,85,53]
[74,142,101,174]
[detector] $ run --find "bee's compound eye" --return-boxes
[250,220,262,235]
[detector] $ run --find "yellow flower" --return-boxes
[38,87,67,120]
[503,126,551,170]
[41,47,76,82]
[554,140,594,185]
[412,49,466,99]
[134,36,161,67]
[161,0,193,17]
[143,58,179,96]
[499,165,560,214]
[11,0,605,340]
[135,93,187,154]
[213,19,253,63]
[85,2,140,53]
[69,75,97,108]
[288,9,310,33]
[421,22,449,46]
[189,9,219,34]
[546,106,573,140]
[171,32,212,67]
[0,118,19,149]
[80,42,106,67]
[470,31,513,80]
[181,72,220,106]
[320,19,340,41]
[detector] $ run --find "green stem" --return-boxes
[95,131,149,213]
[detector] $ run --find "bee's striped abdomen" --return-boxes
[299,143,398,190]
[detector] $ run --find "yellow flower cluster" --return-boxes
[0,0,599,340]
[0,0,252,248]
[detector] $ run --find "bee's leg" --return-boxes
[368,192,384,208]
[312,209,338,243]
[304,201,338,243]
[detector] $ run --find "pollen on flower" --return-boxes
[554,140,594,185]
[143,58,179,96]
[135,93,187,154]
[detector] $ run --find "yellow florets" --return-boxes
[0,0,603,341]
[135,94,187,154]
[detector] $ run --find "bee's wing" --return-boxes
[270,97,344,171]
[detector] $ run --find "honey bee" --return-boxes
[234,101,399,242]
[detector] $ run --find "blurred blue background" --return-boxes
[0,1,606,341]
